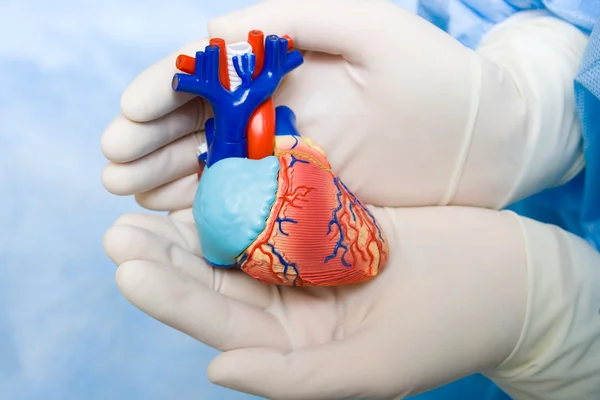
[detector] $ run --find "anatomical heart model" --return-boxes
[172,31,389,287]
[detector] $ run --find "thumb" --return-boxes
[207,332,401,400]
[207,0,408,62]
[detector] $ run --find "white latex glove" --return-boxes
[101,0,587,211]
[104,206,600,400]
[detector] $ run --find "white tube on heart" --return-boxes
[226,41,253,91]
[196,136,207,157]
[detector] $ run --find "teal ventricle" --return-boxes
[193,156,280,267]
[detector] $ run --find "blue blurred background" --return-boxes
[0,1,265,398]
[0,0,505,399]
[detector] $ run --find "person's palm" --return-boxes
[104,206,526,399]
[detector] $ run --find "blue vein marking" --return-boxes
[289,154,309,168]
[266,242,299,286]
[324,177,352,267]
[276,216,298,236]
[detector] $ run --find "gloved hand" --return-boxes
[101,0,587,211]
[104,205,600,400]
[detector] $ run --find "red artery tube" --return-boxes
[282,35,294,49]
[246,31,295,160]
[175,54,195,74]
[247,97,276,160]
[247,29,274,160]
[248,30,265,78]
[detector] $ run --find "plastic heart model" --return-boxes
[172,31,388,286]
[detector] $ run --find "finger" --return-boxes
[208,0,404,63]
[104,223,273,309]
[101,98,211,164]
[104,224,208,284]
[116,260,291,351]
[208,331,399,400]
[120,38,210,122]
[135,173,197,211]
[112,211,200,255]
[102,133,199,195]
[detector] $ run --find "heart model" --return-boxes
[172,31,389,286]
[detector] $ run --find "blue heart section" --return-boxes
[192,156,280,267]
[275,105,301,137]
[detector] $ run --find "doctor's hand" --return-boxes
[101,0,586,211]
[103,205,600,400]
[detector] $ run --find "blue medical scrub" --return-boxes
[390,1,600,399]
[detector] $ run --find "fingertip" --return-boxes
[103,225,145,265]
[206,351,231,385]
[119,72,159,122]
[207,348,285,390]
[115,260,149,295]
[100,119,118,161]
[120,74,187,123]
[102,225,122,264]
[100,115,139,163]
[101,163,132,196]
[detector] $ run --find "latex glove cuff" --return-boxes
[459,11,589,208]
[487,213,600,399]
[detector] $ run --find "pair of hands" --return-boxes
[101,0,585,398]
